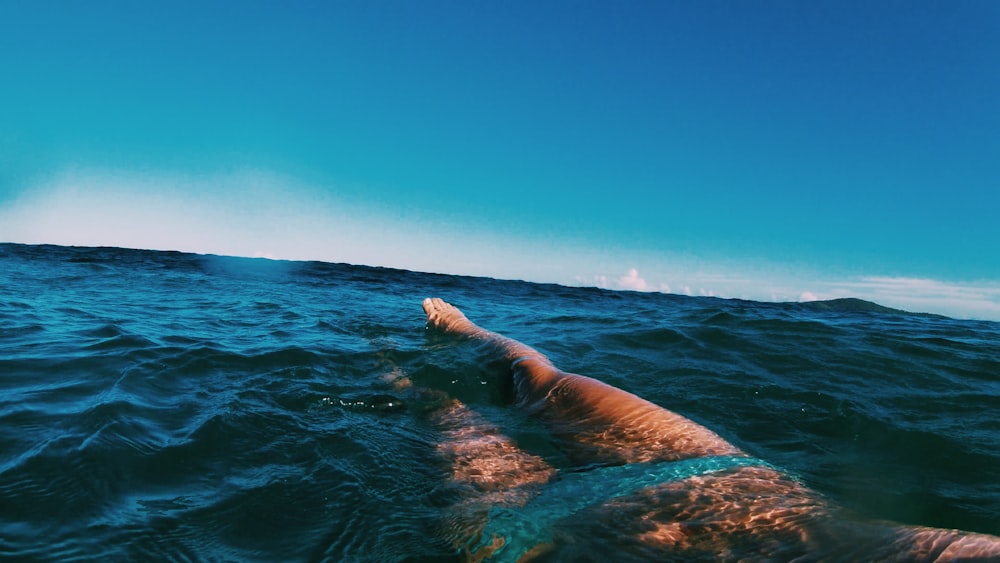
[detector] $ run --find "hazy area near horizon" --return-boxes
[2,2,998,320]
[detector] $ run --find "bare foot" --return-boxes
[423,297,546,365]
[423,297,482,336]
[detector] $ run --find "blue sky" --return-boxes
[2,1,998,319]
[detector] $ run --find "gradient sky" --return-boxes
[2,1,998,319]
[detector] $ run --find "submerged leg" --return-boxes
[431,398,554,497]
[429,397,556,560]
[423,297,742,463]
[422,298,1000,561]
[404,314,556,559]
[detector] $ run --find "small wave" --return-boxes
[602,326,693,350]
[85,332,159,353]
[0,323,45,339]
[3,243,999,556]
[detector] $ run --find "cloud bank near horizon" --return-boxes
[3,169,998,322]
[581,267,1000,321]
[0,168,601,282]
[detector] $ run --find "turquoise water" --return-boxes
[1,243,998,560]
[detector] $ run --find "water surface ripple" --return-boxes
[1,243,998,560]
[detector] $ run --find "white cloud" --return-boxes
[617,268,650,291]
[570,266,1000,321]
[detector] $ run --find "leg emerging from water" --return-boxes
[422,298,1000,561]
[396,316,557,560]
[423,297,742,463]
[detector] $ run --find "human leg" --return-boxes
[421,297,1000,560]
[423,297,742,463]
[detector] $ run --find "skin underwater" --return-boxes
[420,298,1000,562]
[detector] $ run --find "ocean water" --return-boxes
[1,242,998,561]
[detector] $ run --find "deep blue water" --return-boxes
[1,243,998,560]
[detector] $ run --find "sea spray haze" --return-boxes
[1,243,998,559]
